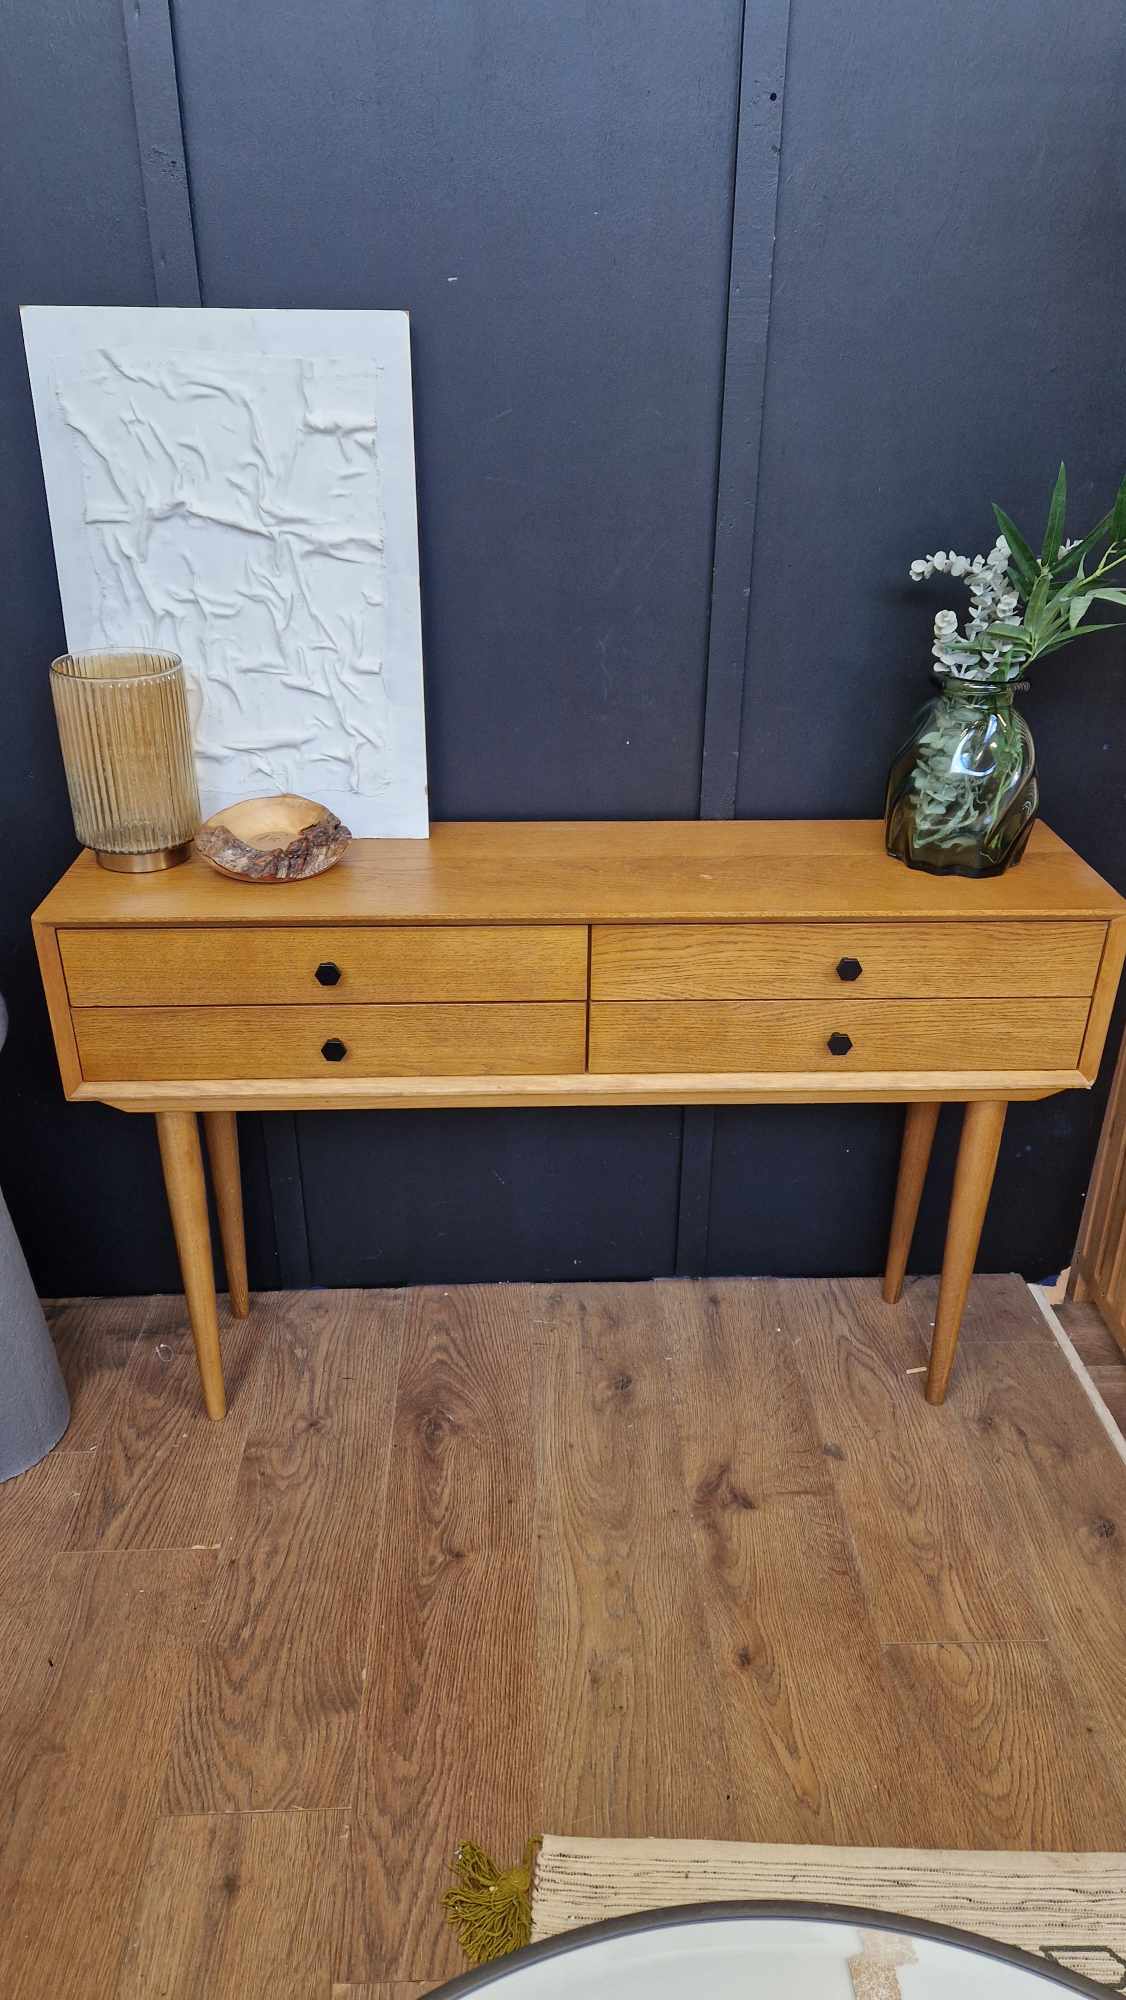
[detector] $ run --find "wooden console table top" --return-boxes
[32,818,1126,1420]
[33,817,1125,926]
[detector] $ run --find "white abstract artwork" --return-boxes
[22,307,428,836]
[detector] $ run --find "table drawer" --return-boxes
[59,924,588,1006]
[74,1003,587,1081]
[591,922,1106,1000]
[588,998,1090,1074]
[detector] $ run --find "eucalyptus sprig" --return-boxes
[909,464,1126,685]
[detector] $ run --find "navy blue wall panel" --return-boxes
[711,0,1126,1281]
[0,0,1121,1293]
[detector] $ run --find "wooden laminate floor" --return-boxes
[1,1275,1124,1999]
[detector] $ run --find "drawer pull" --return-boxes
[315,961,342,986]
[836,956,862,982]
[827,1031,853,1056]
[321,1038,348,1062]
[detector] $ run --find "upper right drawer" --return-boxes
[591,922,1108,1000]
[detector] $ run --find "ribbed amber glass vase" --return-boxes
[50,650,200,871]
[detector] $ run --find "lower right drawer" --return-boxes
[587,997,1090,1074]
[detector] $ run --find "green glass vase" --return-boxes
[885,677,1038,877]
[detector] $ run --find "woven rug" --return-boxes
[531,1836,1126,1990]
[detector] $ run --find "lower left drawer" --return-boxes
[73,1003,587,1080]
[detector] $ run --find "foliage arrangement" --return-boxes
[909,463,1126,686]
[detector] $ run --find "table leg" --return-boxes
[156,1110,227,1421]
[203,1110,250,1318]
[882,1100,941,1304]
[925,1099,1007,1405]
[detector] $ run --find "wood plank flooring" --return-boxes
[1,1276,1123,1998]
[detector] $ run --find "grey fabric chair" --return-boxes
[0,997,70,1480]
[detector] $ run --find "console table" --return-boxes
[32,820,1125,1420]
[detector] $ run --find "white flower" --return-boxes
[933,609,959,637]
[995,591,1019,621]
[932,550,948,571]
[948,554,970,577]
[991,535,1010,562]
[909,559,929,581]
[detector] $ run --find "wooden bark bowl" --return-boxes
[194,795,352,882]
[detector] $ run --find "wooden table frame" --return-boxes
[32,820,1126,1420]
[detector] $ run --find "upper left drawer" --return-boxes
[58,925,589,1005]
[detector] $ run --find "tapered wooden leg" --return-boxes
[156,1110,227,1420]
[203,1110,250,1318]
[925,1099,1008,1406]
[883,1100,941,1303]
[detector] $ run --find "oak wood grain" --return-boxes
[156,1111,228,1419]
[0,1452,95,1610]
[1058,1297,1126,1366]
[589,997,1088,1075]
[343,1286,541,1987]
[882,1101,940,1304]
[1088,1362,1126,1430]
[655,1280,951,1847]
[784,1279,1043,1642]
[90,1067,1081,1113]
[115,1809,348,2000]
[900,1272,1057,1350]
[61,922,589,1006]
[912,1322,1126,1779]
[45,1294,154,1449]
[76,1001,587,1081]
[0,1549,215,2000]
[591,921,1106,1000]
[534,1284,737,1843]
[32,916,81,1094]
[1072,1019,1126,1330]
[162,1288,406,1813]
[2,1276,1125,2000]
[926,1099,1008,1403]
[883,1641,1126,1848]
[32,819,1126,926]
[333,1988,434,1998]
[1078,917,1126,1080]
[202,1111,250,1318]
[67,1293,261,1551]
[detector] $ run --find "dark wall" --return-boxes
[0,0,1121,1296]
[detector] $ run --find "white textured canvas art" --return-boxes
[22,307,428,835]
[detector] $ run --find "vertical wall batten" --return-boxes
[675,0,793,1273]
[123,0,314,1284]
[698,0,791,822]
[121,0,201,305]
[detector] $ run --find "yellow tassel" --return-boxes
[442,1837,542,1966]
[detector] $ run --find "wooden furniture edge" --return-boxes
[1078,916,1126,1080]
[76,1069,1087,1113]
[32,919,81,1096]
[1070,1025,1126,1333]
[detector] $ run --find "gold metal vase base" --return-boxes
[51,650,201,877]
[95,842,194,873]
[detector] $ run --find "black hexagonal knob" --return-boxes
[321,1038,348,1063]
[827,1031,853,1057]
[315,961,342,986]
[836,956,862,982]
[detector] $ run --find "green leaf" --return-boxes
[1089,587,1126,606]
[1033,622,1117,659]
[1111,473,1126,544]
[1055,509,1112,574]
[1069,593,1092,629]
[991,504,1037,589]
[1041,461,1067,564]
[1024,567,1052,629]
[982,623,1032,647]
